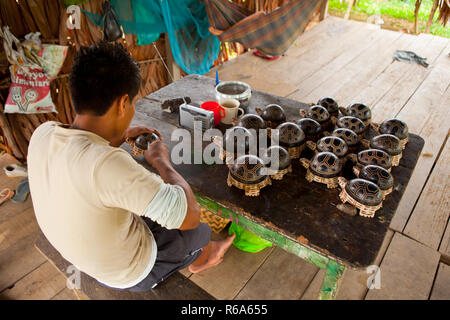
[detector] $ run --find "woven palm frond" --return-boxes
[437,0,449,26]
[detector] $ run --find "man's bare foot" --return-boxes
[188,233,235,274]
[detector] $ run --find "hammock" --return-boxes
[204,0,320,57]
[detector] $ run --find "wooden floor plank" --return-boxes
[300,268,325,300]
[51,288,78,300]
[298,28,403,104]
[0,261,67,300]
[349,33,428,108]
[0,207,39,252]
[430,263,450,300]
[439,220,450,260]
[335,230,394,300]
[403,138,450,249]
[301,230,394,300]
[210,18,363,98]
[234,246,319,300]
[264,20,368,86]
[0,154,32,224]
[394,42,450,134]
[365,232,440,300]
[189,245,274,300]
[273,26,378,98]
[361,35,448,122]
[390,85,450,232]
[0,231,47,292]
[288,25,396,102]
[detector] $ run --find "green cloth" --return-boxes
[228,222,272,253]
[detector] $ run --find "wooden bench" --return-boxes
[35,233,214,300]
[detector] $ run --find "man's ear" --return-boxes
[117,94,129,118]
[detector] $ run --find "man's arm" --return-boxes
[144,140,200,230]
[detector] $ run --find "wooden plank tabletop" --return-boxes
[125,75,424,268]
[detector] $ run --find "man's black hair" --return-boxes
[69,42,141,116]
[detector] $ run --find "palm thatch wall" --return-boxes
[0,0,308,162]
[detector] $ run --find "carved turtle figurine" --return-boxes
[371,118,409,149]
[338,178,383,218]
[299,105,330,123]
[357,165,394,199]
[260,146,292,180]
[317,97,339,117]
[306,136,349,159]
[236,114,266,131]
[255,104,286,129]
[127,132,160,157]
[362,134,403,166]
[295,118,321,141]
[212,126,253,163]
[227,154,272,196]
[301,104,335,132]
[330,128,360,153]
[235,113,268,141]
[300,152,342,188]
[339,103,372,127]
[350,148,392,176]
[275,122,306,159]
[336,116,366,138]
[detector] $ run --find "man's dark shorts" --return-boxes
[101,218,211,292]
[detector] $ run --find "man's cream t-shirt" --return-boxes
[27,121,187,289]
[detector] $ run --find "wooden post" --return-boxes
[319,0,329,21]
[425,0,439,33]
[164,33,181,83]
[414,0,423,34]
[344,0,355,19]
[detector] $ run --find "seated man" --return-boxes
[28,42,234,292]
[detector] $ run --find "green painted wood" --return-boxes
[319,260,346,300]
[196,194,329,270]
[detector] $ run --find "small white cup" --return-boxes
[219,98,245,125]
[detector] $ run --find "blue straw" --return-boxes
[215,71,219,86]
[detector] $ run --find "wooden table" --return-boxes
[123,75,424,299]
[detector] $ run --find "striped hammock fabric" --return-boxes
[204,0,320,56]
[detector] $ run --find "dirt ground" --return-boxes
[329,9,426,35]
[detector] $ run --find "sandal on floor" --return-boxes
[3,164,28,178]
[0,188,15,206]
[11,177,29,204]
[253,50,282,60]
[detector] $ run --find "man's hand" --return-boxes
[124,126,162,141]
[144,140,171,169]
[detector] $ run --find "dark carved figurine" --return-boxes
[300,151,343,188]
[358,165,394,199]
[295,118,321,141]
[227,154,272,196]
[317,97,339,117]
[260,145,292,180]
[255,104,286,129]
[306,136,349,159]
[336,116,366,137]
[372,118,409,149]
[362,134,403,166]
[127,132,159,157]
[274,122,306,159]
[338,178,383,218]
[339,103,372,127]
[350,148,392,176]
